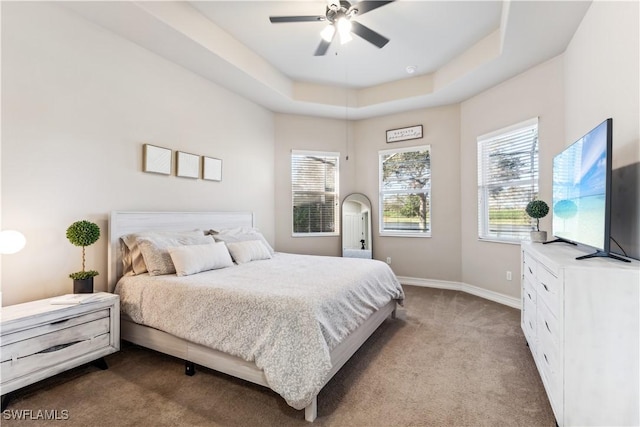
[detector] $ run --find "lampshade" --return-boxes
[0,230,26,254]
[337,17,352,44]
[320,24,335,42]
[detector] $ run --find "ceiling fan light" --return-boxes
[337,16,352,34]
[339,30,353,45]
[320,24,335,42]
[337,17,352,44]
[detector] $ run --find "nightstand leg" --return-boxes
[1,393,11,411]
[91,357,108,370]
[185,361,195,376]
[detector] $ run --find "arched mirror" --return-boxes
[342,193,372,259]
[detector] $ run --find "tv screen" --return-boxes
[551,118,613,255]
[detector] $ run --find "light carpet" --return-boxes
[2,286,555,426]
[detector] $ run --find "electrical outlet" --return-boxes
[506,271,512,281]
[386,257,391,265]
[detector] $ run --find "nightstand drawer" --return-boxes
[1,316,110,364]
[1,308,110,346]
[0,333,110,383]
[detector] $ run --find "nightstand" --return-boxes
[0,292,120,409]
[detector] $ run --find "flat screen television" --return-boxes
[548,118,628,262]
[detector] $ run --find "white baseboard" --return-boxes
[397,276,522,310]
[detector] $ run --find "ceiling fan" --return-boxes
[269,0,395,56]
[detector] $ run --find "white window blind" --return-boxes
[379,145,431,236]
[291,150,340,236]
[477,118,539,242]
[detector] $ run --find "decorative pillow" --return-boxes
[226,240,272,265]
[168,242,233,276]
[136,234,214,276]
[209,227,275,255]
[121,230,207,275]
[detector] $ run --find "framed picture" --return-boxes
[143,144,172,175]
[386,125,423,143]
[202,156,222,181]
[176,151,200,179]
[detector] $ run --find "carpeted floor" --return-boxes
[2,286,555,426]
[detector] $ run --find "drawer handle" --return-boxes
[50,319,69,325]
[38,341,81,354]
[527,292,532,300]
[545,321,551,333]
[544,353,549,364]
[542,283,549,292]
[528,266,533,274]
[528,320,533,329]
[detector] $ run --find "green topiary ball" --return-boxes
[525,200,549,219]
[66,220,100,247]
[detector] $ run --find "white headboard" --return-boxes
[108,211,254,292]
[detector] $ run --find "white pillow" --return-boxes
[137,234,214,276]
[226,240,272,264]
[210,227,275,255]
[168,242,233,276]
[121,230,206,275]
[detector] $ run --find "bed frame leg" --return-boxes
[304,396,318,422]
[185,361,195,376]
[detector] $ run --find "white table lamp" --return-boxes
[0,230,26,254]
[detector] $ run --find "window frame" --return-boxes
[291,149,340,237]
[378,144,432,238]
[477,118,539,243]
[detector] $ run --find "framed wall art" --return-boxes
[202,156,222,181]
[143,144,172,175]
[386,125,423,143]
[176,151,200,179]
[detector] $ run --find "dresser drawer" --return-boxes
[537,302,562,395]
[538,342,561,411]
[523,277,537,307]
[537,300,562,349]
[538,327,561,403]
[537,265,561,316]
[523,251,537,284]
[522,299,537,352]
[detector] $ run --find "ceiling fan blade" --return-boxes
[314,38,332,56]
[354,0,395,15]
[351,21,389,48]
[269,16,326,23]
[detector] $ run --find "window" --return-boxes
[477,118,539,242]
[291,150,340,236]
[379,145,431,236]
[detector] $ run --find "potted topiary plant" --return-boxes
[525,199,550,243]
[66,220,100,293]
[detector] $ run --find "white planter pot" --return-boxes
[530,231,547,243]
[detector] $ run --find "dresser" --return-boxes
[521,242,639,426]
[1,293,120,404]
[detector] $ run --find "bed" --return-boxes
[108,211,404,422]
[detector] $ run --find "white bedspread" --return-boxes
[115,253,404,410]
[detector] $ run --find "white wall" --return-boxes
[564,0,640,260]
[1,3,275,305]
[460,56,566,299]
[354,106,462,282]
[274,114,354,256]
[274,106,462,282]
[564,1,639,166]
